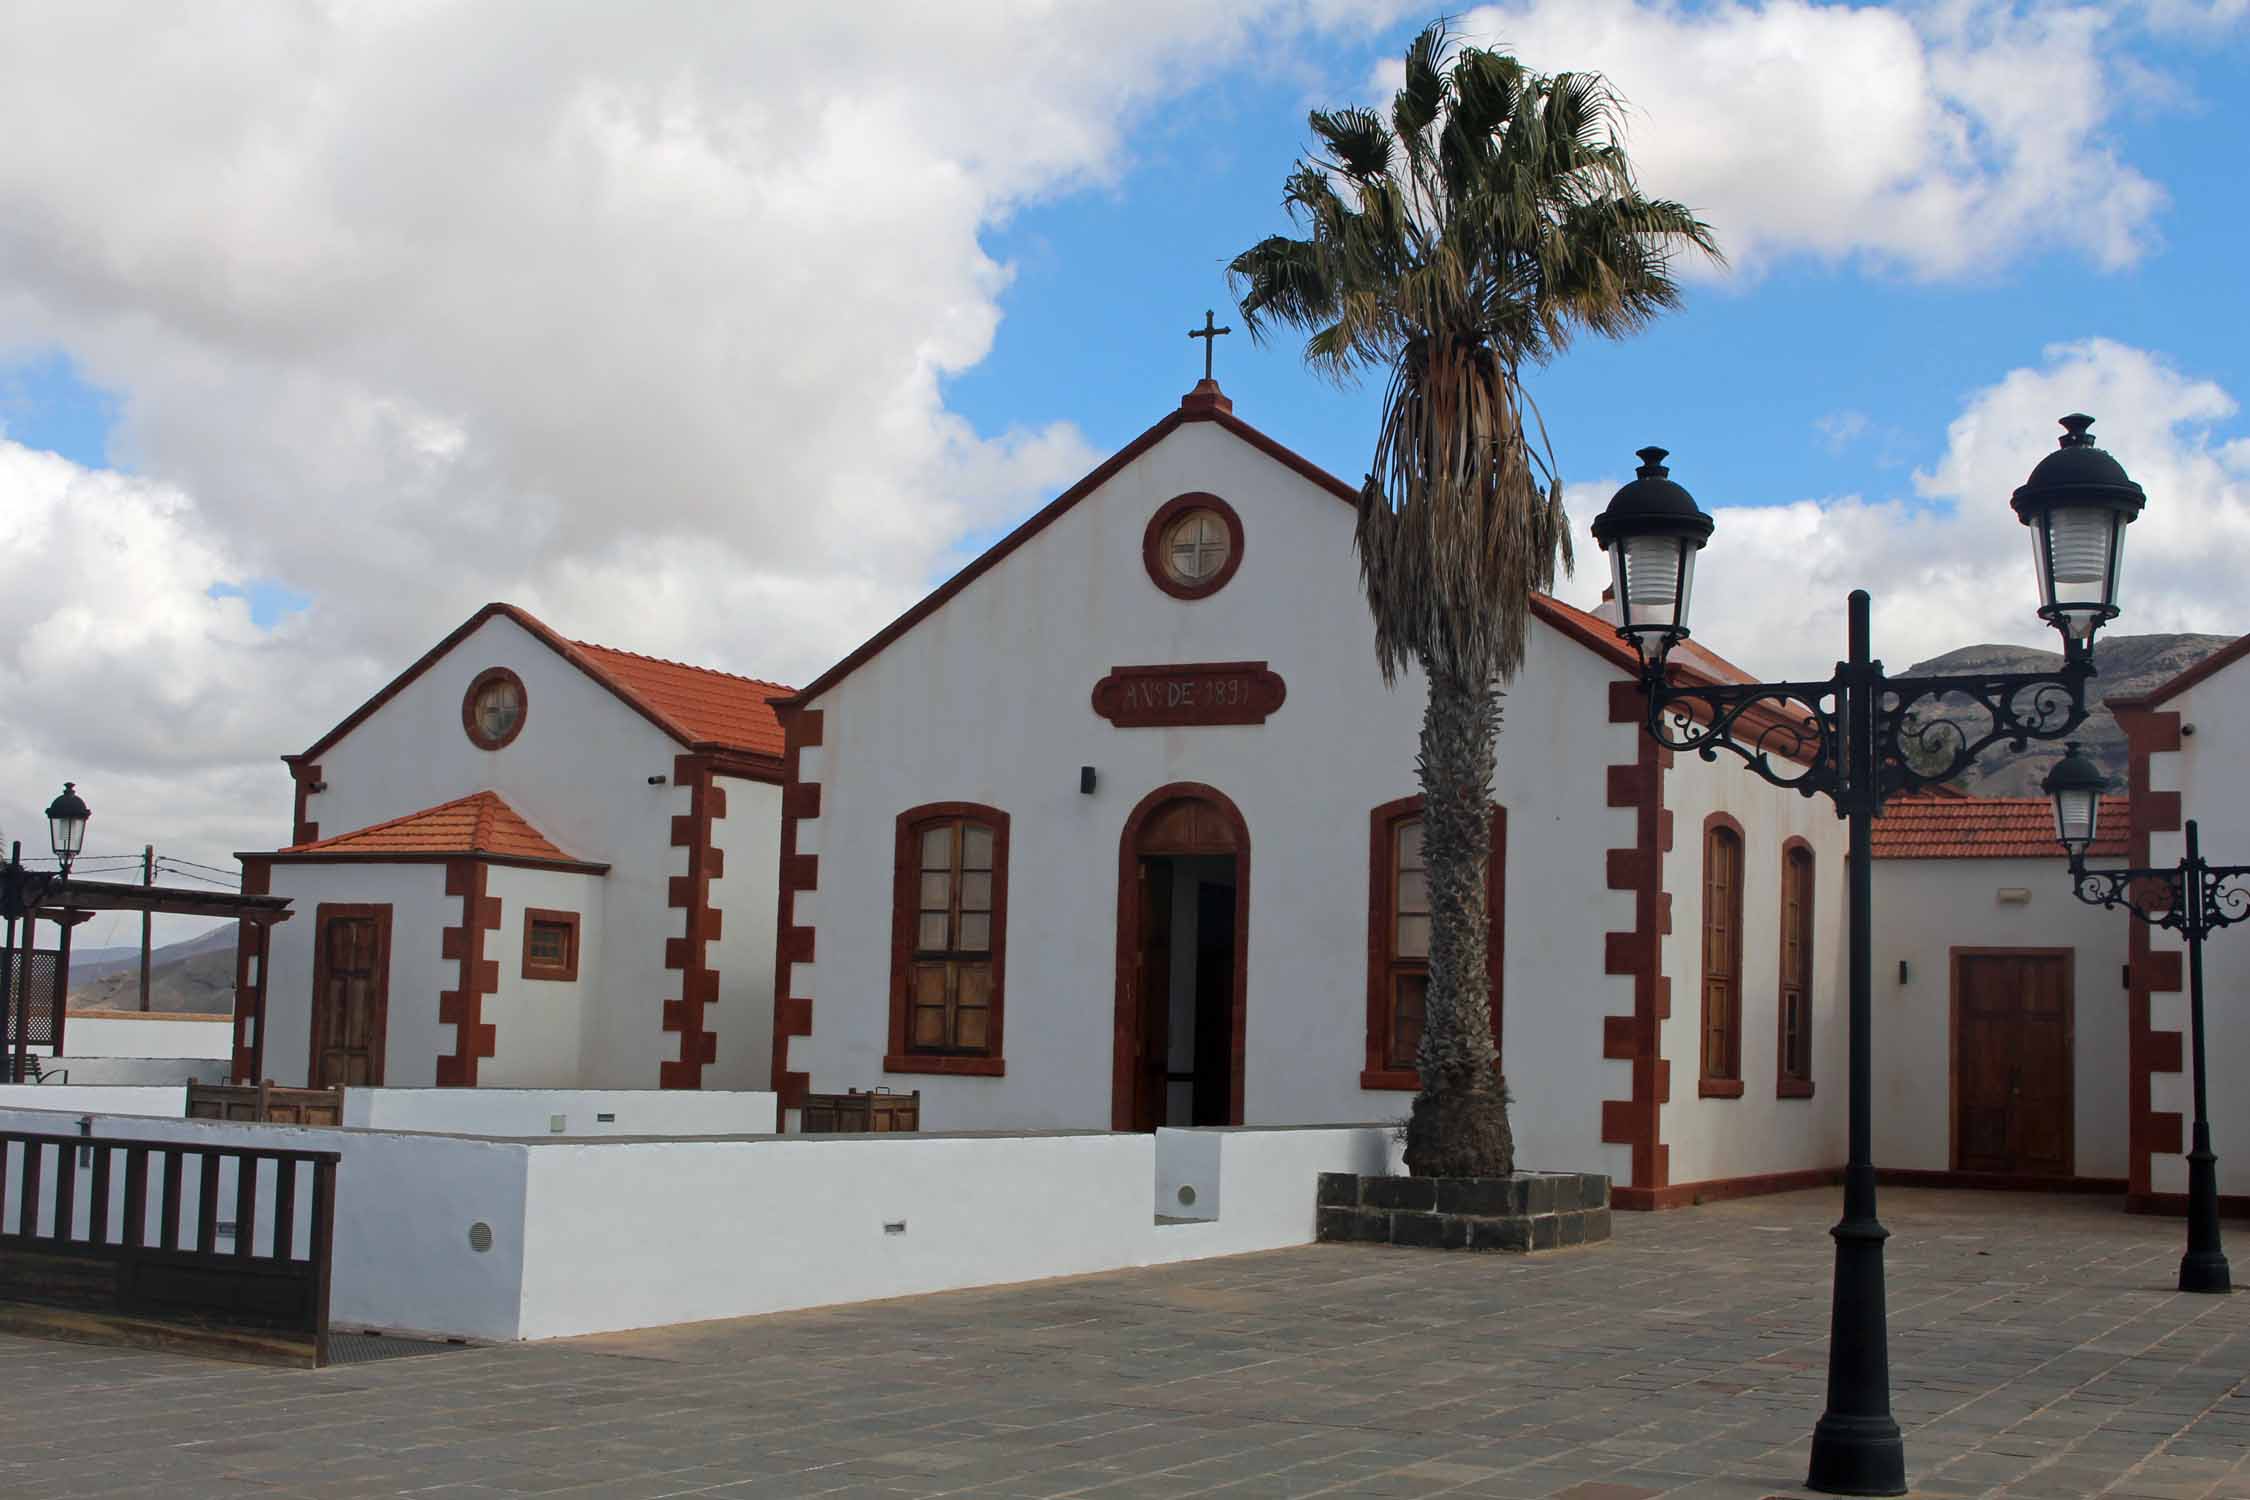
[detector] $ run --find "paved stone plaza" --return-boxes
[0,1188,2242,1499]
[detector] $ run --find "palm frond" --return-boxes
[1229,22,1719,683]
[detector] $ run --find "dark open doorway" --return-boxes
[1112,785,1248,1131]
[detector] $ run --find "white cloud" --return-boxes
[1563,339,2249,681]
[0,0,1428,940]
[1448,0,2167,277]
[1816,410,1870,453]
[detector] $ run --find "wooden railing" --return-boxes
[0,1127,339,1365]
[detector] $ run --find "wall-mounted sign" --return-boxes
[1091,662,1286,728]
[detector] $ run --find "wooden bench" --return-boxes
[798,1089,919,1134]
[186,1082,343,1127]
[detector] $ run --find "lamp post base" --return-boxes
[2179,1138,2231,1294]
[1807,1412,1908,1498]
[2179,1250,2232,1295]
[1807,1182,1907,1497]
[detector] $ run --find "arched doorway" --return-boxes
[1112,784,1249,1131]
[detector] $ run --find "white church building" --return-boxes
[2114,631,2250,1215]
[233,602,790,1093]
[769,380,1851,1208]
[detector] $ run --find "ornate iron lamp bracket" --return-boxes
[2069,859,2250,941]
[1637,657,2093,815]
[1638,668,1843,800]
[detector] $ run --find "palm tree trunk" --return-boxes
[1403,669,1515,1179]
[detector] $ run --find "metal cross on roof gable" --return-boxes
[1189,309,1231,381]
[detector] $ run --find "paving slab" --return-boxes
[0,1187,2242,1498]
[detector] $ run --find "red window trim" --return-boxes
[461,666,529,751]
[886,802,1009,1077]
[1700,811,1746,1094]
[1141,491,1244,600]
[521,907,581,982]
[1362,796,1505,1091]
[1776,836,1816,1099]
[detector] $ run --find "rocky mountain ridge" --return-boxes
[1900,632,2233,797]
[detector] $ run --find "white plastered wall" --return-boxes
[1869,855,2129,1177]
[789,417,1645,1181]
[482,864,605,1088]
[1657,757,1850,1185]
[705,773,781,1091]
[259,862,453,1087]
[2149,652,2250,1198]
[60,1013,233,1060]
[292,611,776,1087]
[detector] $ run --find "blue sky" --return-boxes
[10,10,2243,545]
[944,10,2248,528]
[3,7,2242,597]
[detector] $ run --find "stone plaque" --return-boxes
[1091,662,1286,727]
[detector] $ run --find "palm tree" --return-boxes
[1229,22,1718,1179]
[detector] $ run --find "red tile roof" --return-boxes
[281,791,596,866]
[1871,795,2128,860]
[571,641,790,760]
[1530,592,1762,686]
[296,603,792,767]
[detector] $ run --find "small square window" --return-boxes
[521,909,580,982]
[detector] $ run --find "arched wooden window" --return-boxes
[887,804,1009,1076]
[1699,814,1745,1097]
[1777,838,1816,1097]
[1363,797,1504,1091]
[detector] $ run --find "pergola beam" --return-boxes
[33,877,293,925]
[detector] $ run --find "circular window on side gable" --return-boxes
[462,667,528,750]
[1143,492,1243,600]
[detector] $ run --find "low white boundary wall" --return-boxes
[513,1123,1401,1339]
[0,1085,186,1117]
[61,1013,234,1060]
[0,1103,528,1341]
[0,1107,1397,1342]
[24,1057,230,1085]
[340,1088,777,1137]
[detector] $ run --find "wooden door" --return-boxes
[1954,950,2072,1176]
[1113,786,1250,1132]
[1132,861,1174,1133]
[309,904,391,1088]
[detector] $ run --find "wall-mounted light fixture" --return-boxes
[309,781,328,794]
[647,774,667,785]
[1079,766,1097,795]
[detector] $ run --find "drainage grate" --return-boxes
[326,1331,473,1365]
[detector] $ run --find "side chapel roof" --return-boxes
[263,790,608,871]
[292,603,792,769]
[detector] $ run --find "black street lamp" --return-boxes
[2045,744,2238,1293]
[1589,416,2145,1497]
[2,782,92,1082]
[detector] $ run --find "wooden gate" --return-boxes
[0,1127,339,1366]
